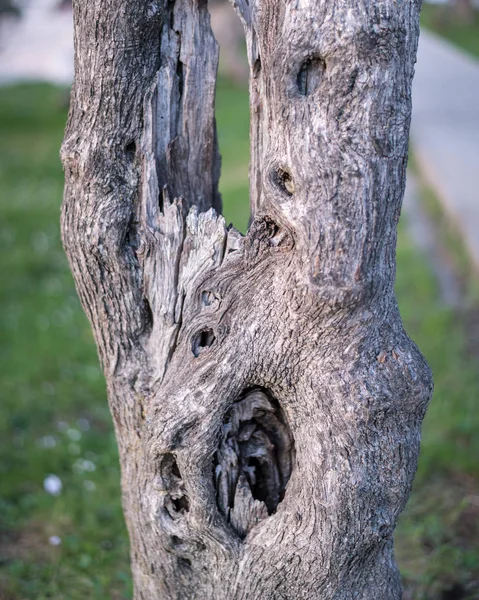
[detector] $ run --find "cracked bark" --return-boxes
[61,0,433,598]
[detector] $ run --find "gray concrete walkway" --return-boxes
[0,0,73,86]
[403,174,462,307]
[411,30,479,271]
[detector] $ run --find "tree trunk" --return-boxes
[61,0,432,598]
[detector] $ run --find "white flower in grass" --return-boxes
[82,460,95,472]
[66,428,81,442]
[43,474,62,496]
[73,459,96,475]
[56,421,68,432]
[76,418,90,432]
[49,535,62,546]
[83,480,96,491]
[38,435,57,449]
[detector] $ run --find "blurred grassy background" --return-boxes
[0,73,478,599]
[420,3,479,59]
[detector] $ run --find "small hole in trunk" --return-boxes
[160,453,189,517]
[297,57,325,96]
[191,328,216,357]
[172,495,190,513]
[177,557,191,572]
[272,167,295,196]
[125,140,136,160]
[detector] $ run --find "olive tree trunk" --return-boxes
[61,0,432,598]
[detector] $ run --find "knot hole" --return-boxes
[160,454,190,519]
[214,388,295,538]
[192,328,216,357]
[273,167,295,196]
[297,57,325,96]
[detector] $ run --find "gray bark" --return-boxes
[61,0,433,598]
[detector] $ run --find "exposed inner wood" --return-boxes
[214,388,294,537]
[297,57,326,96]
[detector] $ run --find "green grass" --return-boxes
[0,84,131,599]
[0,82,478,599]
[421,3,479,59]
[420,179,479,306]
[395,228,479,599]
[215,78,250,232]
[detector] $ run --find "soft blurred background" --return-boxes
[0,1,478,598]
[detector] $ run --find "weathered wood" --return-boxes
[61,0,432,598]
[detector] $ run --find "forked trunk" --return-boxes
[61,0,432,598]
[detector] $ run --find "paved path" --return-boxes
[0,0,73,86]
[0,0,243,84]
[403,175,462,307]
[411,30,479,271]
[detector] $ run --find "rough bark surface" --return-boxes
[61,0,433,598]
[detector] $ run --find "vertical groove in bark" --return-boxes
[155,0,221,214]
[61,0,432,598]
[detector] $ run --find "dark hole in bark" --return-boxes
[201,290,220,308]
[159,185,173,213]
[214,388,294,538]
[272,167,295,196]
[142,297,153,333]
[160,453,190,517]
[297,57,325,96]
[191,328,216,357]
[201,291,214,306]
[125,140,136,160]
[171,459,181,479]
[253,56,261,78]
[161,453,180,484]
[176,60,184,98]
[248,215,293,251]
[172,495,190,513]
[177,557,191,571]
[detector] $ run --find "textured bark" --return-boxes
[61,0,433,599]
